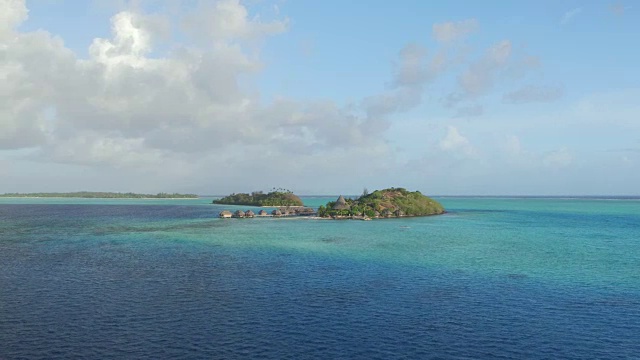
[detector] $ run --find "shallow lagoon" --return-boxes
[1,197,639,358]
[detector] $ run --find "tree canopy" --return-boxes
[318,188,444,218]
[212,190,303,207]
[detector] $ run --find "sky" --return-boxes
[1,0,639,195]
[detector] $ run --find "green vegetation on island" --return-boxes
[213,189,304,207]
[0,192,198,199]
[317,188,444,219]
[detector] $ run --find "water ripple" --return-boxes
[1,203,640,359]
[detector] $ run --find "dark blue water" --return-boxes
[1,200,639,359]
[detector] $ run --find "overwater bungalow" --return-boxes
[296,207,316,216]
[219,210,232,218]
[258,210,268,216]
[233,210,245,218]
[245,210,255,218]
[272,209,282,217]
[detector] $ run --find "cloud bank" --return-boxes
[1,0,636,195]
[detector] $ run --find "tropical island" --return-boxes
[0,192,198,199]
[213,189,304,207]
[318,188,445,219]
[215,187,444,220]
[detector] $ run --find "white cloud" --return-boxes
[432,19,479,43]
[439,126,476,157]
[362,42,447,119]
[42,132,167,168]
[89,11,169,68]
[560,7,582,25]
[0,0,28,39]
[2,1,637,195]
[461,40,511,96]
[183,0,288,42]
[394,43,429,87]
[0,0,402,182]
[0,1,281,157]
[0,9,77,149]
[443,39,546,113]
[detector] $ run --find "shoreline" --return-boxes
[262,205,304,208]
[212,203,305,208]
[0,197,198,200]
[221,213,444,220]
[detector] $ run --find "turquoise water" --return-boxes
[0,197,214,206]
[1,197,639,358]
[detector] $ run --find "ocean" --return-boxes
[1,197,639,359]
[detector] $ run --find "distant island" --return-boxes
[215,188,445,220]
[213,189,304,207]
[0,192,198,199]
[318,188,445,219]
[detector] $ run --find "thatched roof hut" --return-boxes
[332,195,350,210]
[245,210,255,218]
[258,210,268,216]
[233,210,245,218]
[293,207,316,216]
[219,210,232,218]
[272,209,282,216]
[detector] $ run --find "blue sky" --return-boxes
[1,0,639,195]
